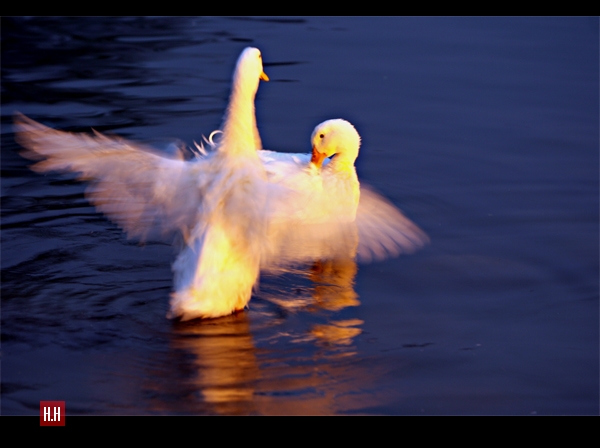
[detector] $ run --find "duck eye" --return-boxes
[319,134,324,139]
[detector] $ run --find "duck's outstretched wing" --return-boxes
[15,113,209,242]
[262,186,429,269]
[355,185,429,262]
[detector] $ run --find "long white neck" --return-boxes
[220,73,259,156]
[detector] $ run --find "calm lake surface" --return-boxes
[2,17,598,415]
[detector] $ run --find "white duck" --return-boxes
[15,47,271,320]
[257,119,429,270]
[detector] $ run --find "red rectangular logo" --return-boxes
[40,401,66,426]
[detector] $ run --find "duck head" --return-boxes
[310,119,361,169]
[232,47,269,92]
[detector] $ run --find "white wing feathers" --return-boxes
[262,184,429,268]
[355,186,430,262]
[15,113,208,243]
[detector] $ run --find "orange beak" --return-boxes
[310,146,327,168]
[260,71,269,81]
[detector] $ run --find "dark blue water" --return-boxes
[2,17,598,415]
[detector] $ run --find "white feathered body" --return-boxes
[15,47,272,320]
[169,150,268,319]
[257,119,428,269]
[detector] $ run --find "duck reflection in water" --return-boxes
[167,261,366,415]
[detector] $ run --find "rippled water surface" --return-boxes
[2,17,598,415]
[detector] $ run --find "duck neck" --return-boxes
[328,152,356,173]
[221,78,259,156]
